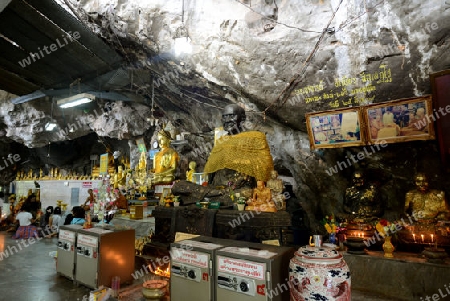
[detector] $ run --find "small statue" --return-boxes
[138,151,147,171]
[39,168,43,179]
[405,173,449,221]
[150,130,179,185]
[344,171,383,222]
[114,165,126,189]
[186,161,197,182]
[246,180,277,212]
[266,170,286,210]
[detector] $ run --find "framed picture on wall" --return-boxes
[363,95,435,145]
[430,70,450,172]
[306,107,366,149]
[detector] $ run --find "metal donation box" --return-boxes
[215,242,294,301]
[57,224,83,280]
[170,236,230,301]
[74,227,135,289]
[170,236,252,301]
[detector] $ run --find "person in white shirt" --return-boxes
[13,205,38,239]
[47,207,62,237]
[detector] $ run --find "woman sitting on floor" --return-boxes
[70,206,86,225]
[13,204,38,239]
[47,206,62,237]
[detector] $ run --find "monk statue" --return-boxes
[246,180,277,212]
[405,173,449,221]
[186,161,197,183]
[172,104,274,207]
[344,171,383,222]
[266,170,286,210]
[150,130,180,185]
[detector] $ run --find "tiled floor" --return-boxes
[0,231,397,301]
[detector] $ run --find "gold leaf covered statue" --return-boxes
[246,180,277,212]
[186,161,197,182]
[405,173,450,221]
[151,130,180,185]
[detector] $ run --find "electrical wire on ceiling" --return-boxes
[232,0,322,33]
[262,0,344,116]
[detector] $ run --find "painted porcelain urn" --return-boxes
[289,245,351,301]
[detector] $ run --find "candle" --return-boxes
[421,234,424,243]
[412,233,416,243]
[431,234,434,243]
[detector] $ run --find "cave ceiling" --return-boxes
[0,0,449,168]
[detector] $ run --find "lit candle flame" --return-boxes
[421,234,424,243]
[431,234,434,243]
[412,233,416,243]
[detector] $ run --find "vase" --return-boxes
[382,236,395,258]
[329,233,337,244]
[289,245,351,300]
[237,204,245,211]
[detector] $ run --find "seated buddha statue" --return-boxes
[405,173,449,222]
[266,170,286,210]
[344,171,383,223]
[114,165,127,189]
[150,130,180,185]
[186,161,197,183]
[246,181,277,212]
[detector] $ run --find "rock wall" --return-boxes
[1,0,450,230]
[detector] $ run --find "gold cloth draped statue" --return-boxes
[203,131,274,182]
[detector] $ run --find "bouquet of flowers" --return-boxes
[376,219,397,237]
[236,196,247,205]
[322,214,337,234]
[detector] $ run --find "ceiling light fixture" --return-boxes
[57,93,95,108]
[45,122,57,131]
[45,99,57,131]
[174,0,192,56]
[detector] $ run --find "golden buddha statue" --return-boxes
[150,130,179,185]
[246,180,277,212]
[114,165,126,189]
[138,151,147,171]
[405,173,449,221]
[186,161,197,182]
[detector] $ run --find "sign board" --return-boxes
[82,181,92,188]
[99,153,108,175]
[136,138,147,153]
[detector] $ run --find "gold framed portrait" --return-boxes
[306,107,366,149]
[363,95,435,145]
[159,187,172,206]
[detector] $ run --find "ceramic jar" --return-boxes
[289,245,351,301]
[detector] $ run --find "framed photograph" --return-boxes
[136,137,147,153]
[364,95,435,144]
[306,107,365,149]
[159,187,172,206]
[430,70,450,172]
